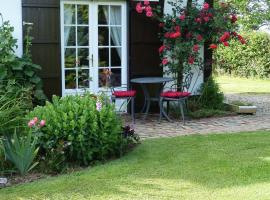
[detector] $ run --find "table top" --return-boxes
[130,77,174,84]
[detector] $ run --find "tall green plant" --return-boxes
[0,17,46,105]
[1,131,39,176]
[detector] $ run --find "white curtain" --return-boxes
[64,5,74,48]
[103,6,121,57]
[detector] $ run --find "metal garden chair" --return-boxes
[159,72,194,124]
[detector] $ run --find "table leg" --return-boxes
[140,84,151,120]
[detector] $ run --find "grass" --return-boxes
[2,131,270,199]
[216,76,270,94]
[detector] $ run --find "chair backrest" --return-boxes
[182,72,194,92]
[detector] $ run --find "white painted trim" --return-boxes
[60,0,127,96]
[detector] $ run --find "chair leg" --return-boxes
[131,97,135,124]
[179,100,185,125]
[159,98,163,123]
[166,100,170,115]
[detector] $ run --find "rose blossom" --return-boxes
[203,2,210,10]
[179,14,185,21]
[145,6,152,12]
[196,34,203,41]
[136,3,144,13]
[203,16,210,22]
[28,120,35,128]
[159,45,166,53]
[223,41,229,46]
[193,44,200,52]
[146,11,153,17]
[209,44,218,49]
[144,0,150,5]
[188,56,195,64]
[162,58,169,65]
[40,120,46,127]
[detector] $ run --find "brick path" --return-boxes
[122,93,270,139]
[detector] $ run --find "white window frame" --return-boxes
[60,0,127,96]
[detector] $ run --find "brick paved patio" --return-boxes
[123,113,270,139]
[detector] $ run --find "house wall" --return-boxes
[0,0,23,56]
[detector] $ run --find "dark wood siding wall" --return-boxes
[22,0,61,98]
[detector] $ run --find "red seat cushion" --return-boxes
[160,91,191,98]
[113,90,136,97]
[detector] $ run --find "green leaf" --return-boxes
[0,67,7,80]
[24,69,35,77]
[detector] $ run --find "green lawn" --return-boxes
[2,132,270,199]
[216,76,270,94]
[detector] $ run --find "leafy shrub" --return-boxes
[27,93,134,172]
[0,81,32,136]
[197,77,224,110]
[214,31,270,78]
[1,131,39,175]
[0,19,46,105]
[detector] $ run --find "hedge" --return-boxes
[214,31,270,78]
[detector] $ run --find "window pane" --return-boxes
[111,48,121,67]
[99,68,111,87]
[98,5,108,25]
[110,6,121,25]
[77,5,89,25]
[64,26,76,46]
[110,68,121,87]
[77,26,89,46]
[110,27,121,46]
[98,27,109,46]
[98,48,109,67]
[65,48,76,68]
[78,48,89,67]
[78,69,89,88]
[65,70,76,89]
[64,4,75,25]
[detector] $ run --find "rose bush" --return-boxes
[135,0,246,88]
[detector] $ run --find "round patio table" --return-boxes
[130,77,174,120]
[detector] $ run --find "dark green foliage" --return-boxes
[214,31,270,78]
[0,19,46,105]
[1,131,39,176]
[197,77,225,110]
[0,81,32,136]
[28,93,134,172]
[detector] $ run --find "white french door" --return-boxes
[61,1,127,96]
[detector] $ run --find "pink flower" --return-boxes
[179,14,185,21]
[203,16,210,22]
[146,11,153,17]
[193,44,200,52]
[196,34,203,41]
[164,32,170,38]
[162,58,169,65]
[195,18,202,23]
[136,3,144,14]
[96,100,102,112]
[144,0,150,6]
[28,120,35,128]
[203,3,210,10]
[145,6,152,12]
[40,120,46,127]
[188,56,195,64]
[171,31,181,38]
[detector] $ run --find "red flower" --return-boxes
[203,3,210,10]
[231,15,237,23]
[164,32,170,38]
[203,16,210,22]
[146,11,153,17]
[193,44,200,52]
[144,0,150,5]
[179,14,185,21]
[186,32,192,39]
[145,6,152,12]
[159,45,166,53]
[159,23,164,28]
[195,18,202,23]
[208,13,213,17]
[223,41,229,46]
[171,31,181,38]
[174,26,180,32]
[162,58,169,65]
[209,44,218,49]
[237,34,246,44]
[136,3,144,14]
[219,32,230,42]
[188,56,195,64]
[196,34,203,41]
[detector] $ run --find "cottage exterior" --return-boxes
[0,0,213,109]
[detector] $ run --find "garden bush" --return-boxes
[28,93,137,173]
[214,31,270,78]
